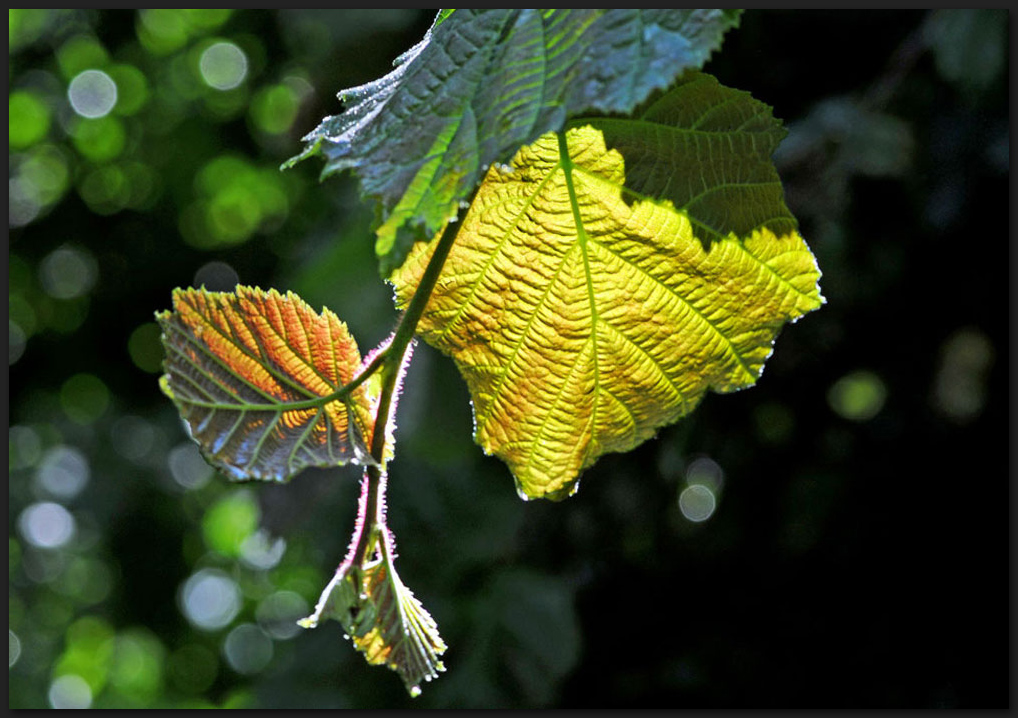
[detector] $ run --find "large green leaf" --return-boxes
[156,286,379,481]
[391,73,824,500]
[287,9,742,275]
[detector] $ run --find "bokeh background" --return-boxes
[8,9,1008,708]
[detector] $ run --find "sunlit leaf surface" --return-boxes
[392,74,824,500]
[157,286,377,481]
[288,9,742,274]
[300,473,446,696]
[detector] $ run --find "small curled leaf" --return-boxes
[301,472,446,696]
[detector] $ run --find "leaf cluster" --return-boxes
[158,8,822,695]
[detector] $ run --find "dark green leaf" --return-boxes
[287,9,743,274]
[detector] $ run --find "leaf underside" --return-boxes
[157,286,377,482]
[288,8,743,275]
[392,72,824,500]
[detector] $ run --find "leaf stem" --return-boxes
[353,211,467,565]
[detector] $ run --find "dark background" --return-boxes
[8,10,1009,708]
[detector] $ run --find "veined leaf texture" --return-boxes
[157,286,378,482]
[392,74,824,500]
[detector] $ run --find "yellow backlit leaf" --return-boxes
[392,113,823,500]
[157,286,378,481]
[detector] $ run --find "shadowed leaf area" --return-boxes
[157,286,378,481]
[392,74,824,500]
[288,9,742,274]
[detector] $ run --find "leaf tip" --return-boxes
[158,374,174,400]
[514,473,580,503]
[282,135,324,171]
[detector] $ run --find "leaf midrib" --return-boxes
[558,130,601,467]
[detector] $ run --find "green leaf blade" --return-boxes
[157,286,377,482]
[291,9,743,274]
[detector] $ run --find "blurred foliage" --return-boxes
[8,9,1008,708]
